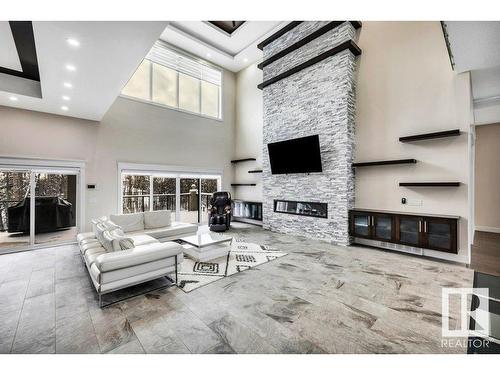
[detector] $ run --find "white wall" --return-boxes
[233,63,263,202]
[355,22,472,262]
[474,123,500,231]
[0,70,236,231]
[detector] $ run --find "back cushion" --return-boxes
[144,210,172,229]
[109,213,144,233]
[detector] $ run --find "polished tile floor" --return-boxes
[0,224,473,354]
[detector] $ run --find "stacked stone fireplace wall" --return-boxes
[262,21,359,245]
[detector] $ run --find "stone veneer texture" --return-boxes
[262,21,357,245]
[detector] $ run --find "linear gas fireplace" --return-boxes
[274,199,328,219]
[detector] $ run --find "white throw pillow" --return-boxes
[109,213,144,233]
[107,228,135,252]
[102,219,124,235]
[144,210,172,229]
[101,230,117,252]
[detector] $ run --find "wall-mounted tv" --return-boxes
[267,135,322,174]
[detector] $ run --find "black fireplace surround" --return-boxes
[274,199,328,218]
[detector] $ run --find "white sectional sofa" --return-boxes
[77,210,197,307]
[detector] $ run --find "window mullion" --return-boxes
[176,71,179,109]
[149,62,153,101]
[198,79,202,114]
[149,175,154,211]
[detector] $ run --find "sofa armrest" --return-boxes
[94,241,182,272]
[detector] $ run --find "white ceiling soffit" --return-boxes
[0,22,22,71]
[445,21,500,73]
[444,21,500,105]
[160,21,285,72]
[0,21,167,121]
[471,66,500,103]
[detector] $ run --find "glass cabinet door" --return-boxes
[424,218,456,252]
[352,213,371,238]
[373,214,393,241]
[398,216,421,246]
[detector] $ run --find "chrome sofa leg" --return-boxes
[174,254,178,284]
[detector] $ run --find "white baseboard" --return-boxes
[475,225,500,234]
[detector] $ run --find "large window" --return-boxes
[121,170,221,224]
[121,42,223,120]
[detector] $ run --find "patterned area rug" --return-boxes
[176,238,287,292]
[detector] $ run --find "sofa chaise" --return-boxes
[77,210,197,307]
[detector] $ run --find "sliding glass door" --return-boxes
[0,166,81,253]
[120,171,221,225]
[34,172,78,246]
[0,170,31,250]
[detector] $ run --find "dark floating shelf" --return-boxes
[231,158,256,164]
[353,159,417,167]
[231,183,257,187]
[257,22,303,50]
[248,169,263,173]
[399,129,460,143]
[258,40,361,90]
[258,21,362,69]
[399,182,460,187]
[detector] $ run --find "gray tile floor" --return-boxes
[0,223,473,354]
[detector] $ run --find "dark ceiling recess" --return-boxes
[0,21,40,81]
[208,21,245,35]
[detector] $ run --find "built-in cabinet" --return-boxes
[349,209,458,254]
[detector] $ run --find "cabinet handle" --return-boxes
[424,221,427,233]
[371,216,375,226]
[419,220,422,232]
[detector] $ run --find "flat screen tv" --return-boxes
[267,135,322,174]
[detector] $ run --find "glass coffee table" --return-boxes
[179,233,233,262]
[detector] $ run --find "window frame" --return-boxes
[120,44,224,122]
[118,162,223,223]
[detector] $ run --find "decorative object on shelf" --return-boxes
[258,40,362,89]
[349,209,459,254]
[399,129,460,143]
[399,182,460,187]
[230,158,256,163]
[353,159,417,167]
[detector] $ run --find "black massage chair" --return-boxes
[208,191,232,232]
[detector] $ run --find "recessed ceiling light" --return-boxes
[243,57,248,63]
[63,82,73,88]
[66,38,80,47]
[61,106,69,111]
[9,96,18,101]
[65,64,76,72]
[62,95,71,101]
[206,52,212,58]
